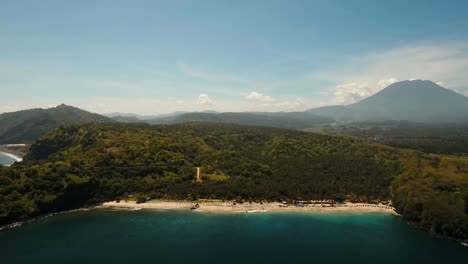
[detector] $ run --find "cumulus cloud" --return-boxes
[333,78,398,104]
[242,91,309,111]
[334,82,372,104]
[196,94,213,105]
[245,91,275,102]
[377,78,398,89]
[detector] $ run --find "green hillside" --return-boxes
[0,104,115,144]
[0,123,467,241]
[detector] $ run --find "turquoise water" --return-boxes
[0,152,16,166]
[0,210,466,263]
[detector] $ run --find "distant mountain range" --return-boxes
[104,112,186,120]
[142,80,468,126]
[0,104,115,143]
[146,111,334,129]
[1,80,467,143]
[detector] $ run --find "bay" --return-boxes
[0,210,466,263]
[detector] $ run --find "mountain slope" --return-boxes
[308,80,468,123]
[0,104,115,143]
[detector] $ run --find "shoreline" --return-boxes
[100,200,398,215]
[0,207,95,232]
[0,151,23,162]
[2,200,466,247]
[0,144,27,164]
[0,201,397,232]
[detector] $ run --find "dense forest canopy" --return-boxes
[0,123,467,241]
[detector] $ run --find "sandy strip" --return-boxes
[101,200,397,215]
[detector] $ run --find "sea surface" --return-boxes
[0,210,466,264]
[0,152,16,166]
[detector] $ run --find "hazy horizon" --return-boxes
[1,79,465,116]
[2,0,468,115]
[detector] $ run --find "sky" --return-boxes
[1,0,468,115]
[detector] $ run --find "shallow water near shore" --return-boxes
[0,152,16,166]
[0,210,466,263]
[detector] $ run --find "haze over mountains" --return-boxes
[1,80,468,144]
[136,80,468,126]
[146,111,334,129]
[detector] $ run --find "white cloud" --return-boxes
[377,78,398,89]
[332,78,398,104]
[245,91,275,102]
[334,82,372,104]
[196,94,213,105]
[333,78,398,104]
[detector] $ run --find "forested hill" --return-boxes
[1,123,467,241]
[0,104,115,144]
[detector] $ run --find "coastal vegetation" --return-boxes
[0,123,467,242]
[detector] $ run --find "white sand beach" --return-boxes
[101,200,397,214]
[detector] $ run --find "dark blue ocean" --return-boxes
[0,210,466,264]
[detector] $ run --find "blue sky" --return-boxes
[1,0,468,114]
